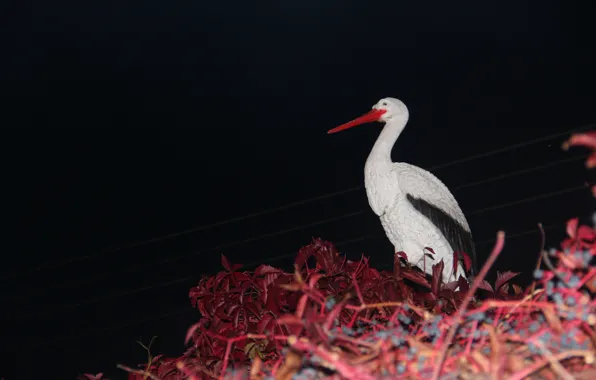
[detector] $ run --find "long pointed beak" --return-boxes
[327,108,387,134]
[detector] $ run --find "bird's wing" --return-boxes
[393,163,469,230]
[394,162,476,274]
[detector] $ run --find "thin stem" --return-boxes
[431,231,506,380]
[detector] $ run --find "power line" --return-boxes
[1,211,369,302]
[10,183,589,319]
[0,186,362,283]
[451,154,587,192]
[9,235,378,320]
[361,212,592,249]
[15,216,586,353]
[2,155,588,303]
[429,125,591,170]
[466,184,588,217]
[2,125,591,282]
[474,220,571,247]
[14,307,190,353]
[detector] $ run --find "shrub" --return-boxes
[82,130,596,380]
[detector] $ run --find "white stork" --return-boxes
[328,97,476,284]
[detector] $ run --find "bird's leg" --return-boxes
[400,241,428,275]
[393,244,403,259]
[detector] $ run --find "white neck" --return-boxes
[366,115,409,166]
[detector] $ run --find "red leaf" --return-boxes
[584,276,596,293]
[438,289,456,302]
[323,295,350,330]
[295,294,309,319]
[215,303,230,320]
[363,267,380,281]
[578,225,596,241]
[244,302,261,318]
[500,283,510,297]
[308,274,324,288]
[256,313,275,334]
[587,154,596,169]
[395,251,408,261]
[566,218,579,239]
[563,132,596,151]
[81,374,104,380]
[295,239,330,270]
[443,280,459,292]
[424,253,435,261]
[254,264,281,276]
[477,280,494,292]
[185,322,201,345]
[221,254,232,271]
[431,260,444,295]
[231,307,241,328]
[424,247,436,255]
[233,272,252,282]
[401,269,431,288]
[456,275,469,293]
[452,253,460,278]
[455,251,473,272]
[495,271,520,291]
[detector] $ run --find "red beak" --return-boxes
[327,108,387,134]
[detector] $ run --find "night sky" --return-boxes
[2,1,596,379]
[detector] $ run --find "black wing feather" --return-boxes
[406,194,477,275]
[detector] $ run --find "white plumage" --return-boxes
[329,97,475,284]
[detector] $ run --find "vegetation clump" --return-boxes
[81,131,596,380]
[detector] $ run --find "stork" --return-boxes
[328,97,476,284]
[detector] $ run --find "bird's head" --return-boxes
[328,97,409,134]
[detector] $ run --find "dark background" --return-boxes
[1,1,595,379]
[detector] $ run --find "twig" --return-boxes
[431,231,506,380]
[508,350,594,380]
[532,340,575,380]
[501,289,544,321]
[116,364,163,380]
[529,223,546,295]
[290,337,376,380]
[538,224,570,287]
[176,360,199,380]
[137,336,158,380]
[351,273,365,305]
[216,334,289,379]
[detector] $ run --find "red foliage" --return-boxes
[109,219,596,380]
[563,130,596,196]
[114,235,534,380]
[92,130,596,380]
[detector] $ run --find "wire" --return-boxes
[9,235,378,319]
[15,215,588,353]
[13,307,190,353]
[360,213,592,249]
[2,124,591,282]
[2,154,588,303]
[466,184,588,217]
[429,125,591,170]
[451,154,587,192]
[0,186,362,282]
[474,221,567,247]
[9,183,589,320]
[1,210,369,302]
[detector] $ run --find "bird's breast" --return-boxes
[364,165,400,217]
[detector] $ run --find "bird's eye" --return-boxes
[382,102,387,106]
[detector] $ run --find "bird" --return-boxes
[328,97,476,284]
